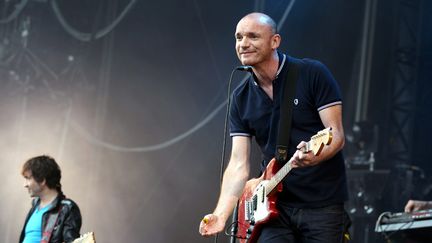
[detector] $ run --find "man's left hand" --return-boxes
[291,141,317,168]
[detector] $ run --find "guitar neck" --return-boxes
[264,161,291,195]
[263,127,332,196]
[264,141,313,195]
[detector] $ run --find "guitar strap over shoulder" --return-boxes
[41,205,62,243]
[275,58,300,163]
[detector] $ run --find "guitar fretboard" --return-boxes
[263,127,331,195]
[264,160,294,195]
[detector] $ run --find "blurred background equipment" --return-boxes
[346,169,389,243]
[345,120,379,171]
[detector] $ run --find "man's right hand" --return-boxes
[404,200,431,213]
[199,214,226,237]
[198,177,262,237]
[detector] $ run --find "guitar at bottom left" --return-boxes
[72,232,96,243]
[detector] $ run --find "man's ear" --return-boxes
[271,34,281,50]
[40,178,47,187]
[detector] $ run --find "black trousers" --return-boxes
[258,203,351,243]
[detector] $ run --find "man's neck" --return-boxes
[39,189,59,208]
[253,51,279,86]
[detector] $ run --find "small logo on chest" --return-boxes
[294,99,299,105]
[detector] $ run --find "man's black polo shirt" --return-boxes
[229,52,348,208]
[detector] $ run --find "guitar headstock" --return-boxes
[309,127,333,155]
[72,232,96,243]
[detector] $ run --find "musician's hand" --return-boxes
[404,200,432,213]
[199,214,225,237]
[291,141,316,168]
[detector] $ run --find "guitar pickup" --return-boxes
[245,200,252,221]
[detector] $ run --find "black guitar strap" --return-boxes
[275,58,300,163]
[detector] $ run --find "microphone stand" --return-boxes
[216,65,252,243]
[230,202,239,243]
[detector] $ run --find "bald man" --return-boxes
[199,12,350,242]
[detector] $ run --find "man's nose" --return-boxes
[239,37,250,47]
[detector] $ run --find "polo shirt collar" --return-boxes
[252,51,287,86]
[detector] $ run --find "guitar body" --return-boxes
[237,158,283,243]
[235,128,332,242]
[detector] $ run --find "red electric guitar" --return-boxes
[236,127,333,243]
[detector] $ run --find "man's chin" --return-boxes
[240,57,260,66]
[241,60,255,66]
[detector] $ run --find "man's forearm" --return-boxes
[213,164,248,222]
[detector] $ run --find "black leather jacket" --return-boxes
[19,194,82,243]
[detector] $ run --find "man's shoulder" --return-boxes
[59,198,80,212]
[61,198,78,206]
[289,56,334,83]
[232,76,252,97]
[286,54,327,71]
[298,57,326,71]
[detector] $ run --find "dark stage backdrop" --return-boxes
[1,0,426,242]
